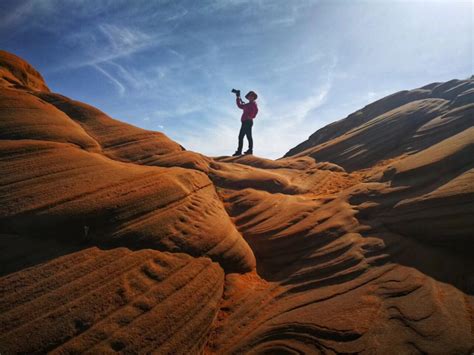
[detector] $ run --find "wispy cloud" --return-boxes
[64,24,158,68]
[105,61,143,89]
[153,104,203,119]
[272,53,324,73]
[255,85,332,158]
[265,84,330,124]
[53,23,167,94]
[92,64,125,95]
[0,1,35,29]
[164,6,189,22]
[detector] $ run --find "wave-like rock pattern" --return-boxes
[0,89,100,150]
[0,247,224,354]
[285,79,473,172]
[379,128,474,247]
[0,52,255,274]
[209,183,473,354]
[35,91,213,172]
[1,51,473,353]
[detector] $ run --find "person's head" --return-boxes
[245,91,258,101]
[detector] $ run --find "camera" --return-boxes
[231,88,240,97]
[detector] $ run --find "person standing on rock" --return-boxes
[232,89,258,156]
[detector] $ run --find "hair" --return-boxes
[246,91,258,100]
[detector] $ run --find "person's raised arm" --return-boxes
[236,97,245,109]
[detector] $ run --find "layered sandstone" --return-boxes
[0,51,472,354]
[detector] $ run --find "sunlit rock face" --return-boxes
[0,50,255,275]
[0,51,472,354]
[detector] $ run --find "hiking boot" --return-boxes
[232,151,242,156]
[244,149,253,155]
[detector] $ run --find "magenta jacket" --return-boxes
[236,98,258,122]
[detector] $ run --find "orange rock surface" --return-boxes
[0,51,472,354]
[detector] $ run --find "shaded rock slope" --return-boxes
[0,51,472,354]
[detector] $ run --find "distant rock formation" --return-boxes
[1,51,472,354]
[284,78,473,172]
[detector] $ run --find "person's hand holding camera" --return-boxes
[231,88,241,97]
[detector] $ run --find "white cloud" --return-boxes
[65,24,157,68]
[100,24,150,49]
[105,61,142,89]
[272,53,324,73]
[0,0,60,30]
[92,64,126,95]
[153,104,203,119]
[164,6,189,22]
[0,1,34,29]
[53,23,171,95]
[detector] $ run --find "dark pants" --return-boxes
[238,120,253,152]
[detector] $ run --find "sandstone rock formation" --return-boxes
[0,51,472,354]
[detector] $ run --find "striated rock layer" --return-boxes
[0,51,473,354]
[0,247,224,354]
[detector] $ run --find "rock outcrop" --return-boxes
[285,80,473,172]
[1,51,472,354]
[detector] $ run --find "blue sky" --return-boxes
[1,0,472,158]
